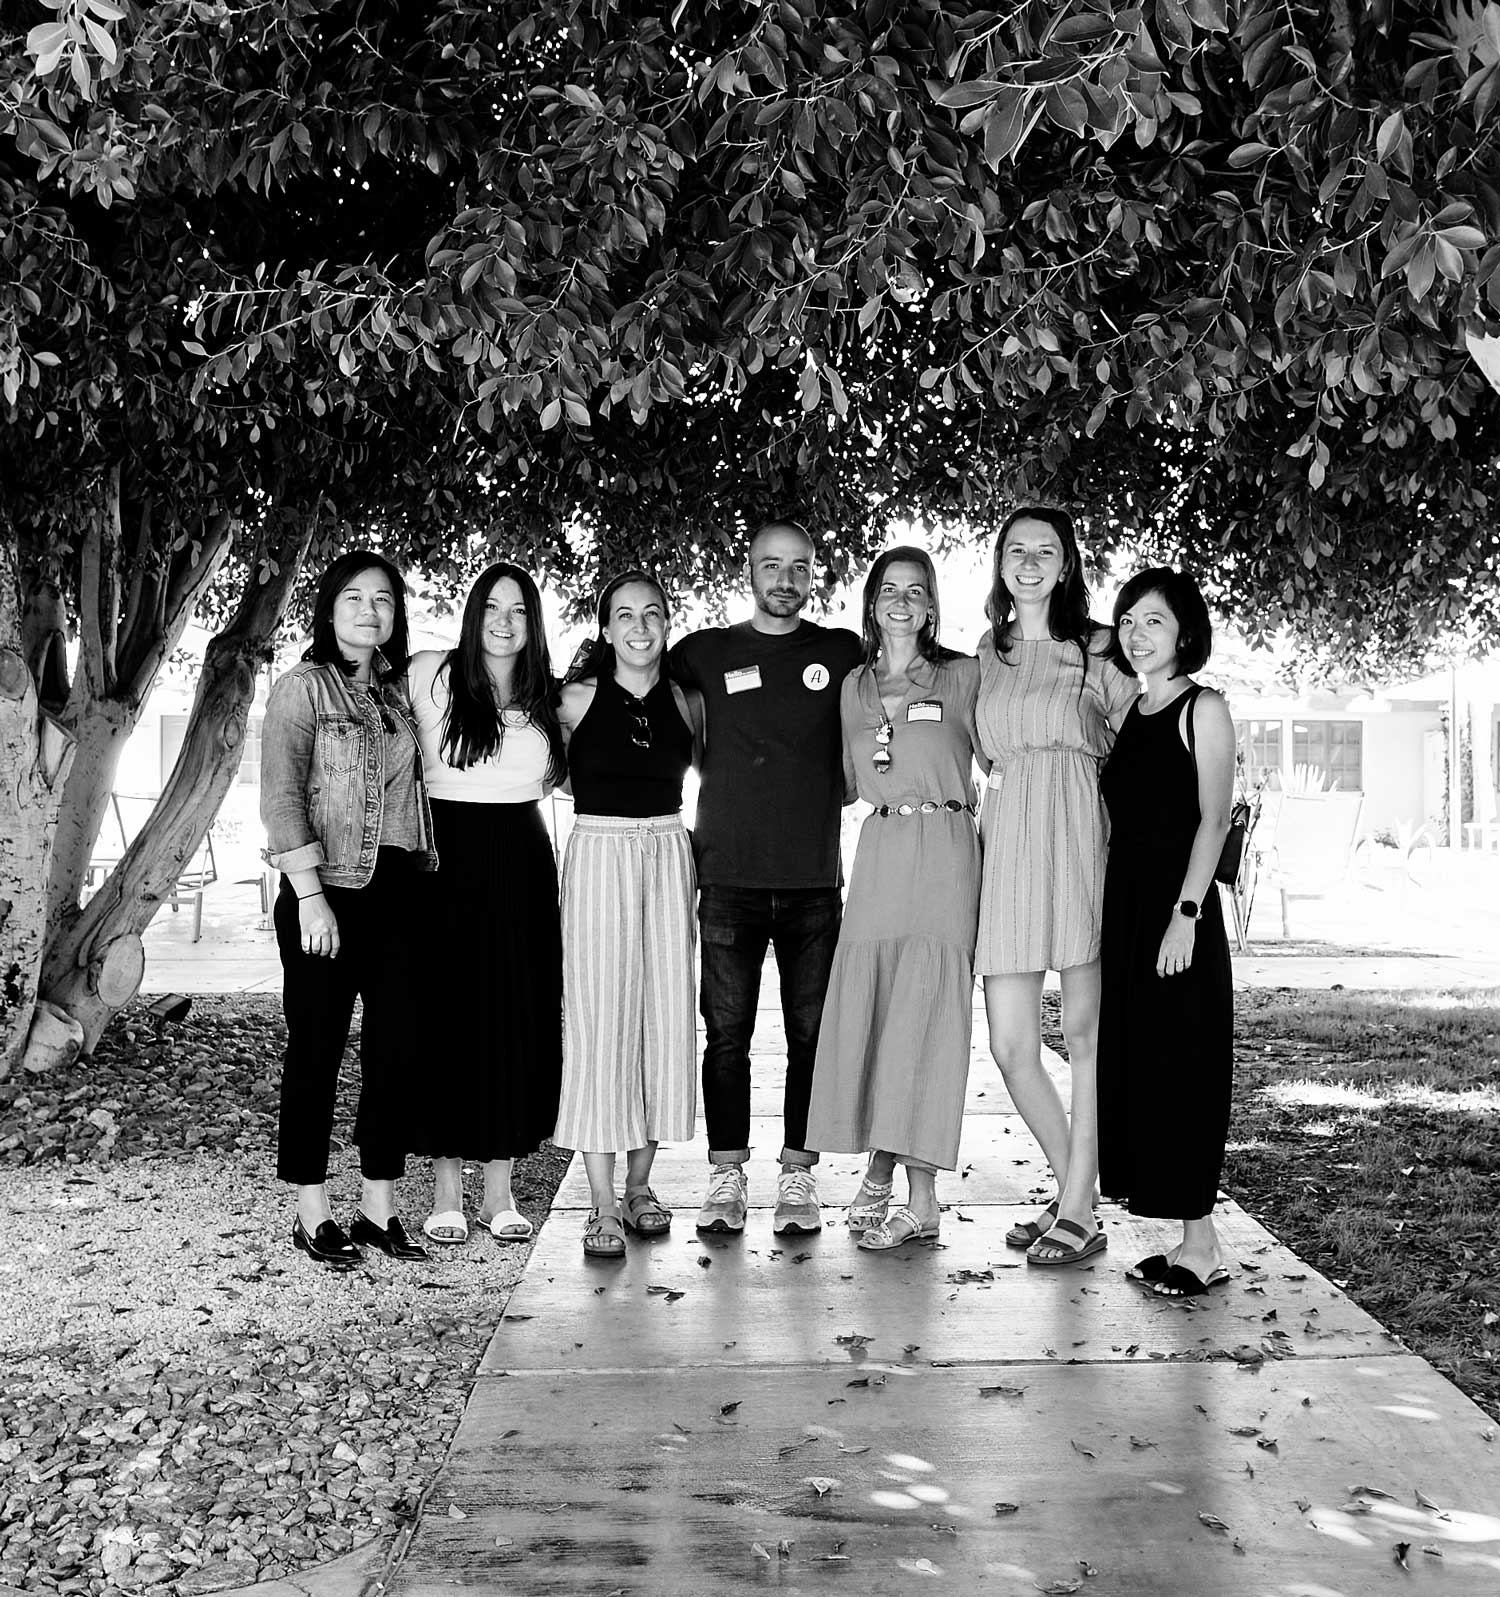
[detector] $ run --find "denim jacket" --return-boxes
[260,659,438,888]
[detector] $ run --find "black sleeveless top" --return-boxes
[1100,684,1205,864]
[569,673,693,818]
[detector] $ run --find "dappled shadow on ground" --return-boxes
[1225,987,1500,1421]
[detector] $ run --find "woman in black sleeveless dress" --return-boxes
[1097,568,1236,1298]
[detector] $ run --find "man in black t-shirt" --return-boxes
[669,521,862,1235]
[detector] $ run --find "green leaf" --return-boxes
[539,397,562,430]
[1227,142,1275,168]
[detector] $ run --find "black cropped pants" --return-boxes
[273,847,418,1185]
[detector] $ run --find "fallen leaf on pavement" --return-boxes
[1415,1488,1449,1518]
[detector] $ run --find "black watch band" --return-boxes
[1177,899,1202,920]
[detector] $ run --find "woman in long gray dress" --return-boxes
[805,547,986,1250]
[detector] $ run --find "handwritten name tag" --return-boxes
[724,666,762,694]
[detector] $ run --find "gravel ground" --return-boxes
[0,996,571,1596]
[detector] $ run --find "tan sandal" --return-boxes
[582,1208,626,1258]
[622,1187,671,1236]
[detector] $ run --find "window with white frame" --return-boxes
[1292,720,1362,791]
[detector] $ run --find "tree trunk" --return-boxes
[44,472,233,945]
[40,510,316,1052]
[0,538,77,1079]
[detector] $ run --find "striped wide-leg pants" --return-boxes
[555,813,698,1153]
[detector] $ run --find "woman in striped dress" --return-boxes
[975,508,1137,1266]
[555,572,702,1258]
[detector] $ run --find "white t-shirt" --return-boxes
[406,650,553,803]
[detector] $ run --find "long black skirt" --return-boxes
[408,798,562,1161]
[1096,846,1234,1220]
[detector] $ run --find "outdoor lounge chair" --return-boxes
[1259,790,1365,938]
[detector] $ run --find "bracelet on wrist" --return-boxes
[297,890,325,902]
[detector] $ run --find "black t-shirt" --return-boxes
[669,620,863,889]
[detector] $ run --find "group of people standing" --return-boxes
[259,510,1236,1299]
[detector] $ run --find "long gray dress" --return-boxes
[806,653,983,1170]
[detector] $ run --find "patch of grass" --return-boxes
[1225,987,1500,1422]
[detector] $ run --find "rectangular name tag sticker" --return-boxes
[906,700,943,722]
[724,666,763,694]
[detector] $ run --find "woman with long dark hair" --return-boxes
[805,547,985,1248]
[261,550,436,1267]
[405,563,566,1244]
[974,507,1137,1266]
[1099,568,1235,1297]
[554,571,701,1258]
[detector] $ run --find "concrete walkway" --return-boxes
[138,872,1500,1593]
[384,1011,1500,1597]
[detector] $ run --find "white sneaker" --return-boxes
[773,1165,822,1234]
[696,1163,747,1233]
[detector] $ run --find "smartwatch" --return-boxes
[1177,899,1202,920]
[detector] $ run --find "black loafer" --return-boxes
[292,1216,362,1267]
[349,1211,429,1260]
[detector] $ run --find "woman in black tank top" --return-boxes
[556,572,703,1260]
[1097,568,1236,1299]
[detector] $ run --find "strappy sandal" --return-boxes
[622,1187,672,1236]
[857,1206,940,1251]
[1004,1198,1058,1250]
[582,1208,626,1259]
[845,1174,895,1234]
[1025,1216,1107,1267]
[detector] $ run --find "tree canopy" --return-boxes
[5,0,1500,1072]
[7,0,1500,637]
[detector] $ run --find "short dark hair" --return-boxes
[1110,566,1213,677]
[304,550,409,680]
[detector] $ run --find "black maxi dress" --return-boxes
[1097,684,1233,1219]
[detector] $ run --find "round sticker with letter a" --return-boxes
[803,663,831,691]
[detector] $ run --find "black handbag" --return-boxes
[1181,686,1254,886]
[1214,800,1253,887]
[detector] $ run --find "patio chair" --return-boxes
[1259,791,1365,938]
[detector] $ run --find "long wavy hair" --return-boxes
[304,550,410,682]
[859,545,951,669]
[561,569,671,686]
[984,506,1097,670]
[436,562,565,783]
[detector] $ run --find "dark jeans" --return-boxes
[698,885,842,1164]
[274,848,418,1185]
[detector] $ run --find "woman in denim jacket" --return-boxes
[261,550,437,1268]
